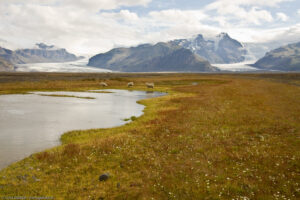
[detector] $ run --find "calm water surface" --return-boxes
[0,89,164,169]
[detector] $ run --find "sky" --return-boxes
[0,0,299,55]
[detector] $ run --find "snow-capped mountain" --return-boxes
[0,43,83,64]
[170,33,247,64]
[88,42,219,72]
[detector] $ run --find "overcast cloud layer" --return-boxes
[0,0,299,55]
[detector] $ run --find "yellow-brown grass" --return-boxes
[0,73,299,199]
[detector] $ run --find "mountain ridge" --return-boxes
[0,57,14,71]
[253,41,300,71]
[88,42,219,72]
[0,43,83,64]
[170,33,247,64]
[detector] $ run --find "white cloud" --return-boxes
[0,0,299,56]
[61,0,151,11]
[100,10,139,22]
[205,0,294,9]
[206,4,273,25]
[246,7,273,25]
[276,12,289,21]
[0,3,147,54]
[0,4,215,54]
[239,24,300,43]
[204,0,296,26]
[149,9,208,25]
[298,9,300,15]
[0,0,152,12]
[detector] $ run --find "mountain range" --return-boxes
[253,41,300,71]
[88,33,300,72]
[87,33,253,72]
[1,34,299,72]
[0,43,83,68]
[88,42,219,72]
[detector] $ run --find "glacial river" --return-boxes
[0,90,164,169]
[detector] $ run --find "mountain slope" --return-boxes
[170,33,247,64]
[253,42,300,71]
[0,57,14,71]
[0,47,24,64]
[0,43,83,64]
[88,42,218,72]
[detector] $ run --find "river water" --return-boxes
[0,89,164,169]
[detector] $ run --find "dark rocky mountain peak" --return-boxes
[217,32,229,39]
[35,43,55,50]
[195,34,204,40]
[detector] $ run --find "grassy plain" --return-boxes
[0,72,299,199]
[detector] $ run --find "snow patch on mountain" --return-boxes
[171,33,247,64]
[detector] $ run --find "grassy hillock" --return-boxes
[0,73,299,199]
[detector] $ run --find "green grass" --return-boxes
[0,73,299,199]
[123,116,138,122]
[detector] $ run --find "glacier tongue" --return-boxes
[15,58,112,73]
[213,61,259,72]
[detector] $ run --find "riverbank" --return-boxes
[0,73,299,199]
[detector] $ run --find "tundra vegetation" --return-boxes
[0,72,299,199]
